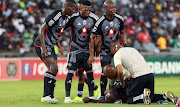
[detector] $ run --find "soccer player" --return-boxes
[34,0,76,104]
[64,0,99,103]
[109,40,178,104]
[88,0,127,100]
[104,64,132,103]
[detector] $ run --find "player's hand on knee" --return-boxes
[87,55,94,67]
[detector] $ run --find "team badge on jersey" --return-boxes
[109,29,114,35]
[109,22,114,27]
[83,20,87,25]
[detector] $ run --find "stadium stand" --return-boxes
[0,0,180,57]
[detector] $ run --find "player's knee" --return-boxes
[50,64,58,75]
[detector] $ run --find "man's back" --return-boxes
[114,47,152,78]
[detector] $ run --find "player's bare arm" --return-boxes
[39,23,48,60]
[120,29,127,46]
[95,35,102,56]
[56,40,64,58]
[116,64,125,88]
[88,33,96,66]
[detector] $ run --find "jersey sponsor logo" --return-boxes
[23,63,31,76]
[80,27,88,36]
[82,27,87,33]
[109,29,114,35]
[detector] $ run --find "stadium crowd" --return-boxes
[0,0,180,55]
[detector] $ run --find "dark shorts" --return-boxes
[113,78,132,103]
[100,50,114,67]
[67,51,92,71]
[34,39,57,60]
[126,73,154,104]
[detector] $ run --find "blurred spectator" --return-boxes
[156,35,167,50]
[23,27,34,49]
[137,25,151,44]
[173,36,180,48]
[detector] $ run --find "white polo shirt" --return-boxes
[114,47,152,78]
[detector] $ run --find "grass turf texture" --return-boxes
[0,77,179,107]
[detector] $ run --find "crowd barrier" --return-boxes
[0,57,180,81]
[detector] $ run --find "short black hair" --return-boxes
[65,0,76,4]
[81,0,91,6]
[78,0,84,3]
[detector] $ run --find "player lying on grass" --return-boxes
[108,40,178,104]
[82,89,118,103]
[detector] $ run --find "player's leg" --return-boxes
[99,54,112,100]
[145,74,176,103]
[83,52,95,99]
[64,52,78,103]
[73,68,84,102]
[82,72,100,98]
[126,75,149,104]
[34,45,60,104]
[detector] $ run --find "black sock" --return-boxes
[85,77,98,91]
[50,75,56,98]
[65,72,74,97]
[43,71,56,97]
[100,75,107,96]
[86,71,94,97]
[151,94,166,102]
[77,84,84,97]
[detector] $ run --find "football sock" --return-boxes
[86,70,94,97]
[100,74,107,96]
[151,94,167,102]
[65,71,74,97]
[43,71,56,97]
[49,73,56,98]
[77,84,84,97]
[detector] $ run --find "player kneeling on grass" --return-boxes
[104,65,132,103]
[107,40,179,104]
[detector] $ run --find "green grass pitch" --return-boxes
[0,77,179,107]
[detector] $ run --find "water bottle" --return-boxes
[176,97,180,107]
[157,100,169,104]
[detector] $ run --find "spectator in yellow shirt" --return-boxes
[156,35,167,50]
